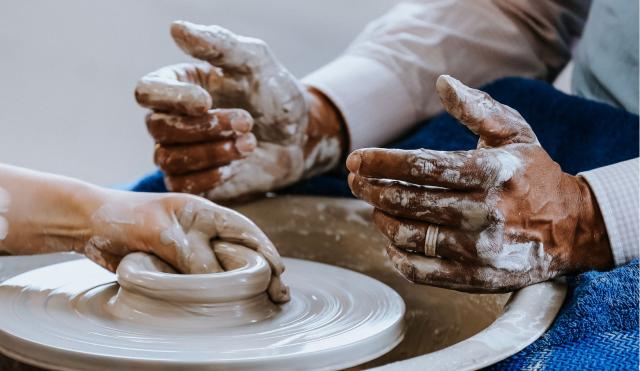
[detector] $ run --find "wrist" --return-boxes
[67,184,113,253]
[301,86,349,178]
[37,180,108,255]
[567,176,613,272]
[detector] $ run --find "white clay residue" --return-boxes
[475,149,522,186]
[475,228,554,281]
[207,143,304,200]
[303,137,341,177]
[491,149,522,184]
[441,169,461,183]
[393,223,420,247]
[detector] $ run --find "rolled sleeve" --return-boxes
[580,158,639,265]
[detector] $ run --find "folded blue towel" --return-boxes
[490,260,639,370]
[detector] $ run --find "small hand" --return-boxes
[86,192,289,302]
[347,75,613,292]
[136,21,342,202]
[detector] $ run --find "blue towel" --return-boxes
[490,260,639,370]
[130,77,640,368]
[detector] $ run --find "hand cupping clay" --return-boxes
[82,193,290,304]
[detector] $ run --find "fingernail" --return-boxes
[346,153,361,173]
[230,111,253,133]
[235,133,257,155]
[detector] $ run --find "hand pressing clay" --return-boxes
[347,75,613,292]
[136,21,346,201]
[0,163,289,303]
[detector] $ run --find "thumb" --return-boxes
[436,75,538,147]
[170,20,273,73]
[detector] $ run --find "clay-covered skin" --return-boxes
[347,75,613,293]
[136,21,346,201]
[0,164,289,303]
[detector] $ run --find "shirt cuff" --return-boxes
[579,158,639,266]
[303,55,419,151]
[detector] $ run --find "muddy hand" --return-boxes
[89,192,289,303]
[347,75,613,293]
[136,21,344,202]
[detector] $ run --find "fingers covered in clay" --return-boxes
[267,275,291,304]
[135,63,223,116]
[373,209,479,262]
[149,223,221,275]
[385,244,472,289]
[436,75,538,147]
[198,202,289,302]
[155,135,256,175]
[147,109,254,145]
[347,148,481,190]
[166,196,289,302]
[208,203,286,277]
[348,173,490,229]
[134,21,314,201]
[170,21,273,73]
[385,244,529,293]
[347,147,523,190]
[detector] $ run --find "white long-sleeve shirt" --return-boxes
[304,0,639,265]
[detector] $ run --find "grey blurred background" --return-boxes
[0,0,399,185]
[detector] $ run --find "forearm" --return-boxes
[0,164,106,255]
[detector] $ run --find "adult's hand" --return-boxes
[347,75,613,292]
[136,21,344,202]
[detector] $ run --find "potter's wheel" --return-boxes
[0,257,405,370]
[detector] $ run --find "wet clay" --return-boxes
[108,243,277,326]
[0,255,404,370]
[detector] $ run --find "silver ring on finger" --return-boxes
[424,224,440,257]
